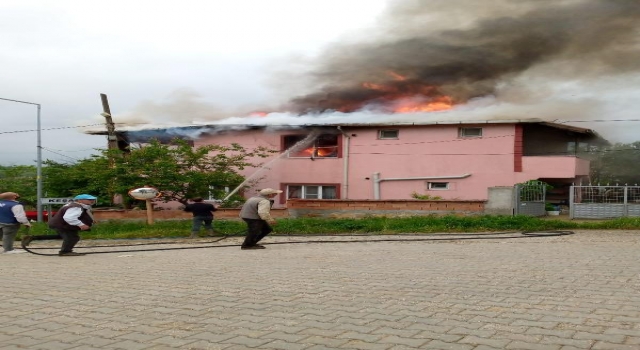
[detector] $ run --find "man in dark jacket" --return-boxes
[23,194,96,256]
[184,197,218,238]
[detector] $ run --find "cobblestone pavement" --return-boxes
[2,230,640,350]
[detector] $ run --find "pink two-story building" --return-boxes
[187,119,603,208]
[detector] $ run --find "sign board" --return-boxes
[128,187,161,200]
[41,198,74,204]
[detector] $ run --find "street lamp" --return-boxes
[0,97,43,222]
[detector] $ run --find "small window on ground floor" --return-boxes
[287,185,338,199]
[427,182,449,190]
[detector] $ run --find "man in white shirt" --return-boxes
[23,194,96,256]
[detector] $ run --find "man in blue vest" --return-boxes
[23,194,96,256]
[0,192,31,254]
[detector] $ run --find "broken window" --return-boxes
[283,134,339,158]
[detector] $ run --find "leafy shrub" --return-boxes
[410,192,443,200]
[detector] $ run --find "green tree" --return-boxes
[589,142,640,185]
[0,165,38,208]
[43,156,112,201]
[43,139,275,208]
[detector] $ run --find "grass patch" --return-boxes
[19,215,640,241]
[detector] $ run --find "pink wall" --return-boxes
[521,156,590,178]
[342,125,517,200]
[195,124,590,205]
[196,129,343,202]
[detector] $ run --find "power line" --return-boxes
[0,123,105,135]
[41,147,82,162]
[43,147,100,152]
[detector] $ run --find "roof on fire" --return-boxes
[85,118,599,136]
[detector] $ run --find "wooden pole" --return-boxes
[100,94,119,151]
[145,199,154,224]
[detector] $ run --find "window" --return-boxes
[567,142,590,154]
[287,185,337,199]
[459,127,482,138]
[283,134,339,158]
[378,129,399,139]
[207,186,230,201]
[427,182,449,190]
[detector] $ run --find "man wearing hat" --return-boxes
[23,194,97,256]
[0,192,31,254]
[238,188,282,250]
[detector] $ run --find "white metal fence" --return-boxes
[570,186,640,219]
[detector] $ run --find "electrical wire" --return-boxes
[0,123,105,135]
[1,121,638,158]
[41,147,83,161]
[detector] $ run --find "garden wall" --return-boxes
[287,199,485,218]
[93,208,289,221]
[92,199,487,221]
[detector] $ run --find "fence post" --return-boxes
[569,186,575,219]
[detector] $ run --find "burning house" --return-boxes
[90,119,605,208]
[86,0,635,208]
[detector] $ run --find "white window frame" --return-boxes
[207,185,230,201]
[284,134,339,158]
[378,129,399,139]
[287,185,338,199]
[427,182,449,190]
[459,127,483,138]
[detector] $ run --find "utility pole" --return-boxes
[100,93,118,151]
[100,94,131,207]
[100,93,130,153]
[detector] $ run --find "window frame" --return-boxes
[459,127,483,138]
[281,134,341,158]
[427,182,450,190]
[378,129,399,140]
[207,185,230,201]
[283,183,341,203]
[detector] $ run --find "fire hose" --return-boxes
[18,229,575,257]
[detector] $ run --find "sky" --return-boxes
[0,0,389,165]
[1,0,639,165]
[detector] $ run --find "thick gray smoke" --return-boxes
[283,0,640,113]
[109,0,640,144]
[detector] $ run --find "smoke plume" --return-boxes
[281,0,640,114]
[110,0,640,143]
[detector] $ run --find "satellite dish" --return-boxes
[128,187,160,200]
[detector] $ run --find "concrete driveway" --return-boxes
[2,230,640,349]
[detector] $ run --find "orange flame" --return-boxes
[392,96,454,113]
[360,79,454,113]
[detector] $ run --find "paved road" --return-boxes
[2,230,640,349]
